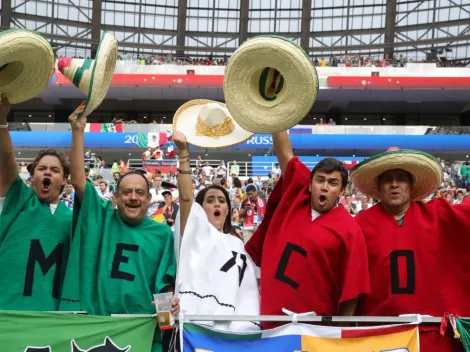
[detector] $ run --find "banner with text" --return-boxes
[0,311,155,351]
[142,159,177,174]
[182,322,419,352]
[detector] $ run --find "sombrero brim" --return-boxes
[224,35,319,133]
[81,32,117,118]
[0,29,54,104]
[350,149,443,201]
[173,99,254,149]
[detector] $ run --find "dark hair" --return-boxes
[220,178,227,186]
[30,149,69,179]
[232,177,242,188]
[247,177,253,184]
[195,185,232,234]
[309,158,348,189]
[246,184,257,193]
[116,171,150,194]
[99,181,108,187]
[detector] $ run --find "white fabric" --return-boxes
[0,197,4,214]
[311,208,321,221]
[176,202,260,332]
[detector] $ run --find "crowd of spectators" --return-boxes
[60,52,469,68]
[17,152,470,240]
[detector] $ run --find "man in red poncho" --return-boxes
[351,148,470,352]
[245,131,370,329]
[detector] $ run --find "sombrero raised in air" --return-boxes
[350,149,443,201]
[0,29,55,104]
[57,32,118,119]
[173,99,254,149]
[223,35,319,133]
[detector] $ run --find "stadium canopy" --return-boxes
[0,0,469,61]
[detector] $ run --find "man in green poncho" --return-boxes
[60,102,178,352]
[0,95,72,310]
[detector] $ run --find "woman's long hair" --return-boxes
[195,185,241,239]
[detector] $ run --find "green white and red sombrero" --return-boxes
[57,32,118,119]
[0,29,54,104]
[350,149,443,201]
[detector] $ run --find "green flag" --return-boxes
[0,310,156,351]
[455,317,470,351]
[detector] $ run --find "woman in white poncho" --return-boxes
[173,131,260,332]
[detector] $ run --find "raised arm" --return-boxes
[0,95,18,197]
[272,131,294,174]
[68,102,87,204]
[174,131,192,236]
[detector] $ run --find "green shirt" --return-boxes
[0,177,72,310]
[60,182,176,351]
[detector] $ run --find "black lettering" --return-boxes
[110,243,139,282]
[275,242,307,289]
[24,240,64,299]
[24,348,51,352]
[390,250,415,294]
[220,251,248,286]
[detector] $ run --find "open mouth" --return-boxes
[318,195,327,206]
[41,178,51,192]
[214,210,221,217]
[126,203,141,209]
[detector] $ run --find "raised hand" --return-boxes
[173,130,188,151]
[0,94,11,122]
[68,101,87,132]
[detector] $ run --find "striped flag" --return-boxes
[85,122,123,133]
[167,141,176,158]
[137,132,169,148]
[183,322,419,352]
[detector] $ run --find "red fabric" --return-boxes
[57,58,73,74]
[356,199,470,351]
[245,157,370,329]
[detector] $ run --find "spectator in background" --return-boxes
[158,190,179,229]
[328,118,336,125]
[109,172,120,193]
[97,181,113,202]
[454,190,465,204]
[61,180,75,210]
[229,177,243,204]
[111,160,119,173]
[202,161,213,180]
[0,95,72,311]
[119,159,128,174]
[271,163,282,178]
[239,184,266,243]
[148,174,168,216]
[216,160,227,178]
[316,118,327,125]
[230,160,239,176]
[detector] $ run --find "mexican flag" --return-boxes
[85,122,123,133]
[167,140,176,157]
[0,310,155,351]
[138,132,171,148]
[183,322,419,351]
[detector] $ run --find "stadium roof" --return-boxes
[0,0,469,60]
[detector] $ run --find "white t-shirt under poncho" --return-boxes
[175,202,260,332]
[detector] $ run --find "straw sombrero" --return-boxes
[0,29,54,104]
[173,99,254,149]
[57,32,118,119]
[350,149,443,201]
[223,35,318,133]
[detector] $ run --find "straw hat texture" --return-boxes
[224,35,319,133]
[350,149,443,201]
[0,29,54,104]
[57,32,118,119]
[173,99,254,149]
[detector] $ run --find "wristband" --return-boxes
[179,154,190,159]
[0,123,8,129]
[178,169,192,175]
